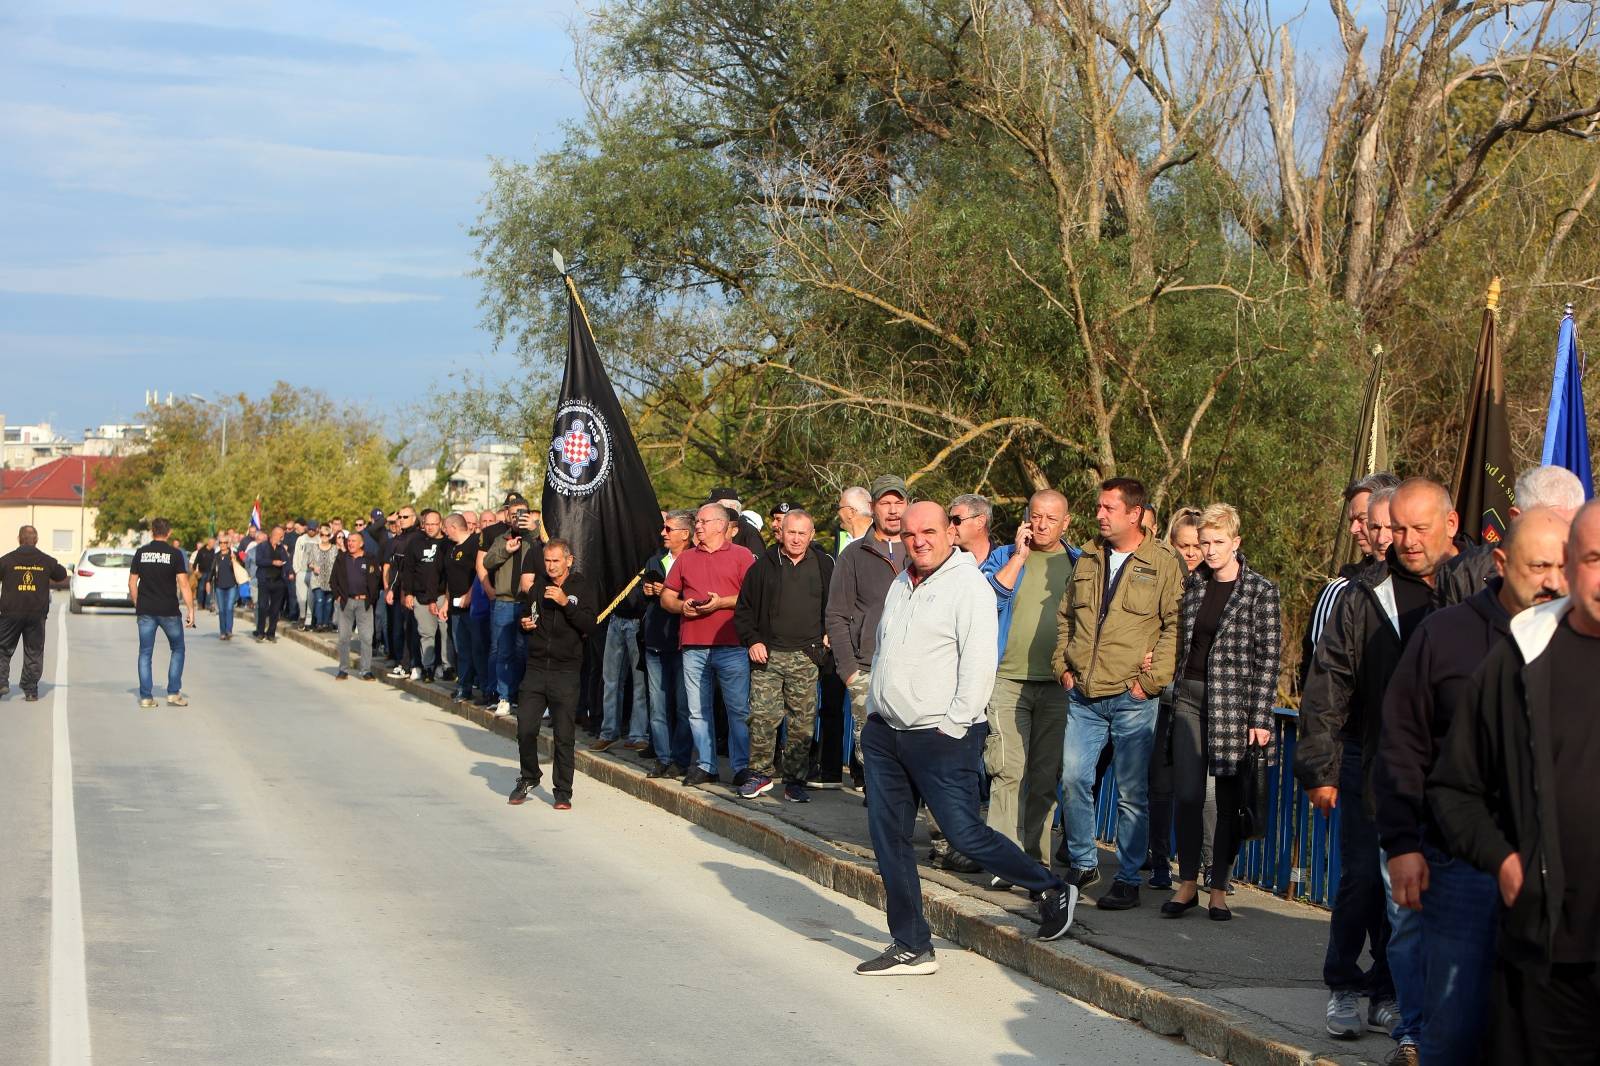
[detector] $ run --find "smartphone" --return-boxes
[642,568,665,585]
[688,595,713,609]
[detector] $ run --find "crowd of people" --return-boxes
[3,460,1594,1065]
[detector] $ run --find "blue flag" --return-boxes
[1541,309,1594,499]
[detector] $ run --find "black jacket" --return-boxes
[731,516,766,557]
[0,545,67,616]
[1297,557,1381,693]
[256,542,289,585]
[1429,598,1573,973]
[521,572,596,667]
[734,544,833,650]
[331,553,383,605]
[641,550,681,652]
[1439,542,1496,606]
[1295,551,1447,805]
[1374,581,1511,858]
[210,547,239,590]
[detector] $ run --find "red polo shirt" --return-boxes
[665,540,756,647]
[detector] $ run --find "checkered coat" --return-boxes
[1173,555,1282,776]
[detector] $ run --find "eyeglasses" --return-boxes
[693,518,727,527]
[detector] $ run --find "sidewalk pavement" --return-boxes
[276,622,1398,1066]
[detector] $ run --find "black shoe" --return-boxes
[1208,906,1232,922]
[782,782,810,803]
[1065,866,1102,892]
[268,635,278,643]
[940,850,983,874]
[361,672,377,681]
[731,768,751,788]
[1148,869,1173,890]
[1037,885,1079,940]
[334,671,349,680]
[440,666,456,682]
[1160,896,1199,918]
[421,668,435,683]
[683,767,718,787]
[848,760,865,791]
[508,776,539,805]
[1096,882,1141,910]
[855,944,938,977]
[987,875,1014,891]
[24,691,40,702]
[646,761,675,779]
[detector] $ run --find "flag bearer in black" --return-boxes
[0,525,68,701]
[1430,500,1600,1065]
[508,539,595,810]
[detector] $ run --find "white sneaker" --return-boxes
[494,700,512,718]
[410,668,422,681]
[387,665,406,678]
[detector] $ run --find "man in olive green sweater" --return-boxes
[1051,477,1183,910]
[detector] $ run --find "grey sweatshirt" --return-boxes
[866,550,999,738]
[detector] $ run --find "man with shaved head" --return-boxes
[1431,501,1600,1062]
[1298,477,1461,1043]
[979,489,1082,872]
[0,526,69,701]
[1376,507,1570,1063]
[1441,464,1588,604]
[854,500,1077,977]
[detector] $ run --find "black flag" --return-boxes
[542,284,662,614]
[1451,279,1516,546]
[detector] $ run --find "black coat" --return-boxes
[1429,598,1572,973]
[1173,556,1281,775]
[641,550,681,652]
[1374,582,1511,858]
[520,572,596,666]
[330,553,383,605]
[733,544,834,649]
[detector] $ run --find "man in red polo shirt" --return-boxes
[662,503,757,786]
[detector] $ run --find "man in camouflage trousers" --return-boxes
[734,509,834,803]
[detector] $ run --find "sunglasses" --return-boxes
[948,513,981,525]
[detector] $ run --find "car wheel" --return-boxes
[70,597,83,614]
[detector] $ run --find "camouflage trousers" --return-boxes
[748,648,819,781]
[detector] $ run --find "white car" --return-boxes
[70,548,136,612]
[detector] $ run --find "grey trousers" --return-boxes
[335,599,373,674]
[412,602,449,670]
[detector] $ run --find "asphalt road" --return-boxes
[1,594,1213,1065]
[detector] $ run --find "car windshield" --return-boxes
[86,553,132,568]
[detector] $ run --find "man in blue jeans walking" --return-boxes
[856,501,1077,976]
[129,518,196,708]
[662,503,756,786]
[1051,478,1184,910]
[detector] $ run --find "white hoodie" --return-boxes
[867,549,999,737]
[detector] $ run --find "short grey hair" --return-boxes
[840,486,872,518]
[949,493,992,526]
[665,508,696,530]
[1515,465,1586,512]
[1348,471,1402,500]
[1368,484,1398,510]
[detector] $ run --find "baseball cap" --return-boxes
[503,491,529,509]
[769,501,798,517]
[307,520,320,532]
[705,485,739,504]
[870,475,909,502]
[370,507,385,522]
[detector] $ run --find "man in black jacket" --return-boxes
[734,509,833,803]
[1297,478,1459,1043]
[0,526,69,700]
[509,539,596,810]
[253,525,290,642]
[331,533,382,680]
[1429,500,1600,1064]
[642,511,693,778]
[1375,508,1570,1064]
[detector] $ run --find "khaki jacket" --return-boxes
[1050,534,1183,699]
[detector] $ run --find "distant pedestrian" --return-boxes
[0,525,69,701]
[209,530,241,640]
[855,501,1076,977]
[130,518,195,707]
[443,512,490,704]
[307,524,337,631]
[253,525,289,642]
[331,532,381,680]
[642,511,694,778]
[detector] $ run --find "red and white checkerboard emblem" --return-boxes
[547,400,614,498]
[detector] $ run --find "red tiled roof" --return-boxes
[0,456,121,505]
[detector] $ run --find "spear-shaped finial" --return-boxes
[551,249,566,276]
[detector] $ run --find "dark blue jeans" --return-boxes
[1324,738,1392,997]
[312,588,334,627]
[450,612,491,699]
[489,600,526,701]
[862,716,1064,953]
[1419,842,1498,1062]
[645,647,691,768]
[213,586,237,636]
[136,614,185,699]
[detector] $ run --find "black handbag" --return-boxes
[1238,743,1270,842]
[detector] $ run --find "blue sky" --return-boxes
[1,1,587,436]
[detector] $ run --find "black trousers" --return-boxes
[255,581,285,637]
[1171,679,1244,888]
[1148,701,1175,866]
[813,671,846,781]
[517,661,583,801]
[0,614,47,694]
[1494,959,1600,1065]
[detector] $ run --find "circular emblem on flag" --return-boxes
[546,400,613,498]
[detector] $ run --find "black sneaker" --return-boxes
[1037,885,1079,940]
[731,768,751,788]
[855,944,938,977]
[988,875,1014,891]
[1066,866,1102,892]
[1096,881,1141,910]
[683,767,718,787]
[440,666,456,682]
[848,760,865,791]
[940,850,983,874]
[361,672,377,681]
[782,782,810,803]
[508,777,539,805]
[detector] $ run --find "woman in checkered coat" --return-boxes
[1158,503,1281,921]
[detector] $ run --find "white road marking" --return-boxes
[51,606,92,1066]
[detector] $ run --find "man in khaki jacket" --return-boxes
[1051,477,1183,910]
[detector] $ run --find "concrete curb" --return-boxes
[278,624,1342,1066]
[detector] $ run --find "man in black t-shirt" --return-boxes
[443,513,488,703]
[0,525,69,701]
[130,518,196,707]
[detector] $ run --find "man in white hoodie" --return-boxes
[854,500,1077,977]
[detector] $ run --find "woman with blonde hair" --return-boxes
[1160,503,1281,921]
